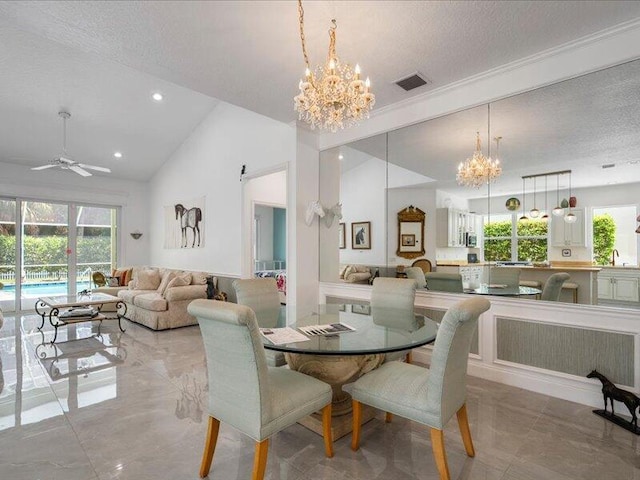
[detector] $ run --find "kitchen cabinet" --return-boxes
[436,208,478,248]
[549,209,586,247]
[437,265,486,289]
[598,269,640,303]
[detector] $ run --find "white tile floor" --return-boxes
[1,313,639,479]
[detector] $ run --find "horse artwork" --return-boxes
[164,197,205,249]
[175,204,202,248]
[587,369,640,434]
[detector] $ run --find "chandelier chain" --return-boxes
[297,0,311,70]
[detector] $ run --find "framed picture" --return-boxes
[352,221,371,250]
[351,304,371,315]
[339,222,346,249]
[401,234,416,247]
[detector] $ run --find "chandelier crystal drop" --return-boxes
[456,132,502,189]
[293,0,375,132]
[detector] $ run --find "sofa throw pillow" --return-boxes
[164,275,190,296]
[111,268,132,287]
[157,271,177,296]
[107,276,120,287]
[136,269,161,290]
[343,265,355,280]
[190,271,208,285]
[339,265,349,279]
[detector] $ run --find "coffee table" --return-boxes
[35,292,127,343]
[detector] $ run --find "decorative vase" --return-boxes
[560,198,569,208]
[569,196,577,208]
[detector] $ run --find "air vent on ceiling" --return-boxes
[395,72,430,91]
[602,163,616,169]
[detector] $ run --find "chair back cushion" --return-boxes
[371,278,416,311]
[187,300,269,439]
[411,258,433,274]
[489,267,521,287]
[234,278,281,328]
[404,267,427,288]
[425,273,463,293]
[541,272,570,301]
[426,297,490,428]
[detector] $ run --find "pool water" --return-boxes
[1,281,91,297]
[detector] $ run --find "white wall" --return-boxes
[149,102,295,277]
[339,157,386,266]
[0,160,149,267]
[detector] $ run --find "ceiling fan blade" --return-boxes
[78,163,111,173]
[31,164,57,171]
[69,165,92,177]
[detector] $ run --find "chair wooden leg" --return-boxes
[385,412,393,423]
[430,428,451,480]
[406,351,413,364]
[456,403,475,457]
[322,404,334,458]
[199,416,220,478]
[252,439,269,480]
[351,399,362,451]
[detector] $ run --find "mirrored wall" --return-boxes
[319,58,640,311]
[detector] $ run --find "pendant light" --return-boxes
[552,173,564,216]
[529,177,540,218]
[564,171,577,223]
[518,177,528,222]
[541,175,549,222]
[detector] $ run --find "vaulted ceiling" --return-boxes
[1,1,639,181]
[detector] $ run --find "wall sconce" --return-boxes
[130,232,143,240]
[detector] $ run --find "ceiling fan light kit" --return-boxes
[30,111,112,177]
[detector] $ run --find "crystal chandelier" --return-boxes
[293,0,375,132]
[456,132,502,188]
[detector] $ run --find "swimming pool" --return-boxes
[0,281,91,297]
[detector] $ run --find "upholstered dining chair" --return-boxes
[92,271,107,288]
[351,297,491,480]
[412,258,433,274]
[233,278,286,367]
[424,273,464,293]
[187,300,333,480]
[404,267,426,289]
[371,277,417,364]
[540,272,571,301]
[489,267,520,288]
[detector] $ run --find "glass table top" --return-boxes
[257,304,438,356]
[38,292,120,307]
[466,285,541,296]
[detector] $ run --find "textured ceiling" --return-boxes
[0,24,217,181]
[336,59,640,199]
[1,0,639,125]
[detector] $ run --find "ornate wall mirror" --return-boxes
[396,206,425,259]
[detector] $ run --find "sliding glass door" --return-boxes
[0,199,17,312]
[75,206,118,293]
[0,198,119,312]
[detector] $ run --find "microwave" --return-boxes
[465,232,477,247]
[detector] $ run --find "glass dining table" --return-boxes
[256,303,438,439]
[465,285,542,296]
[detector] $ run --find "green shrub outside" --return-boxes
[484,218,548,262]
[593,214,616,265]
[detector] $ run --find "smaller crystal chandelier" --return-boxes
[293,0,375,132]
[456,133,502,188]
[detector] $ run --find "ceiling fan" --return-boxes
[31,111,112,177]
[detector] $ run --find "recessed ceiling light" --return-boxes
[113,152,123,158]
[152,92,164,102]
[338,154,344,160]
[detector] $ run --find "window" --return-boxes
[483,214,548,262]
[593,206,637,266]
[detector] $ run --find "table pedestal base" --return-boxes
[284,352,385,439]
[298,404,378,440]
